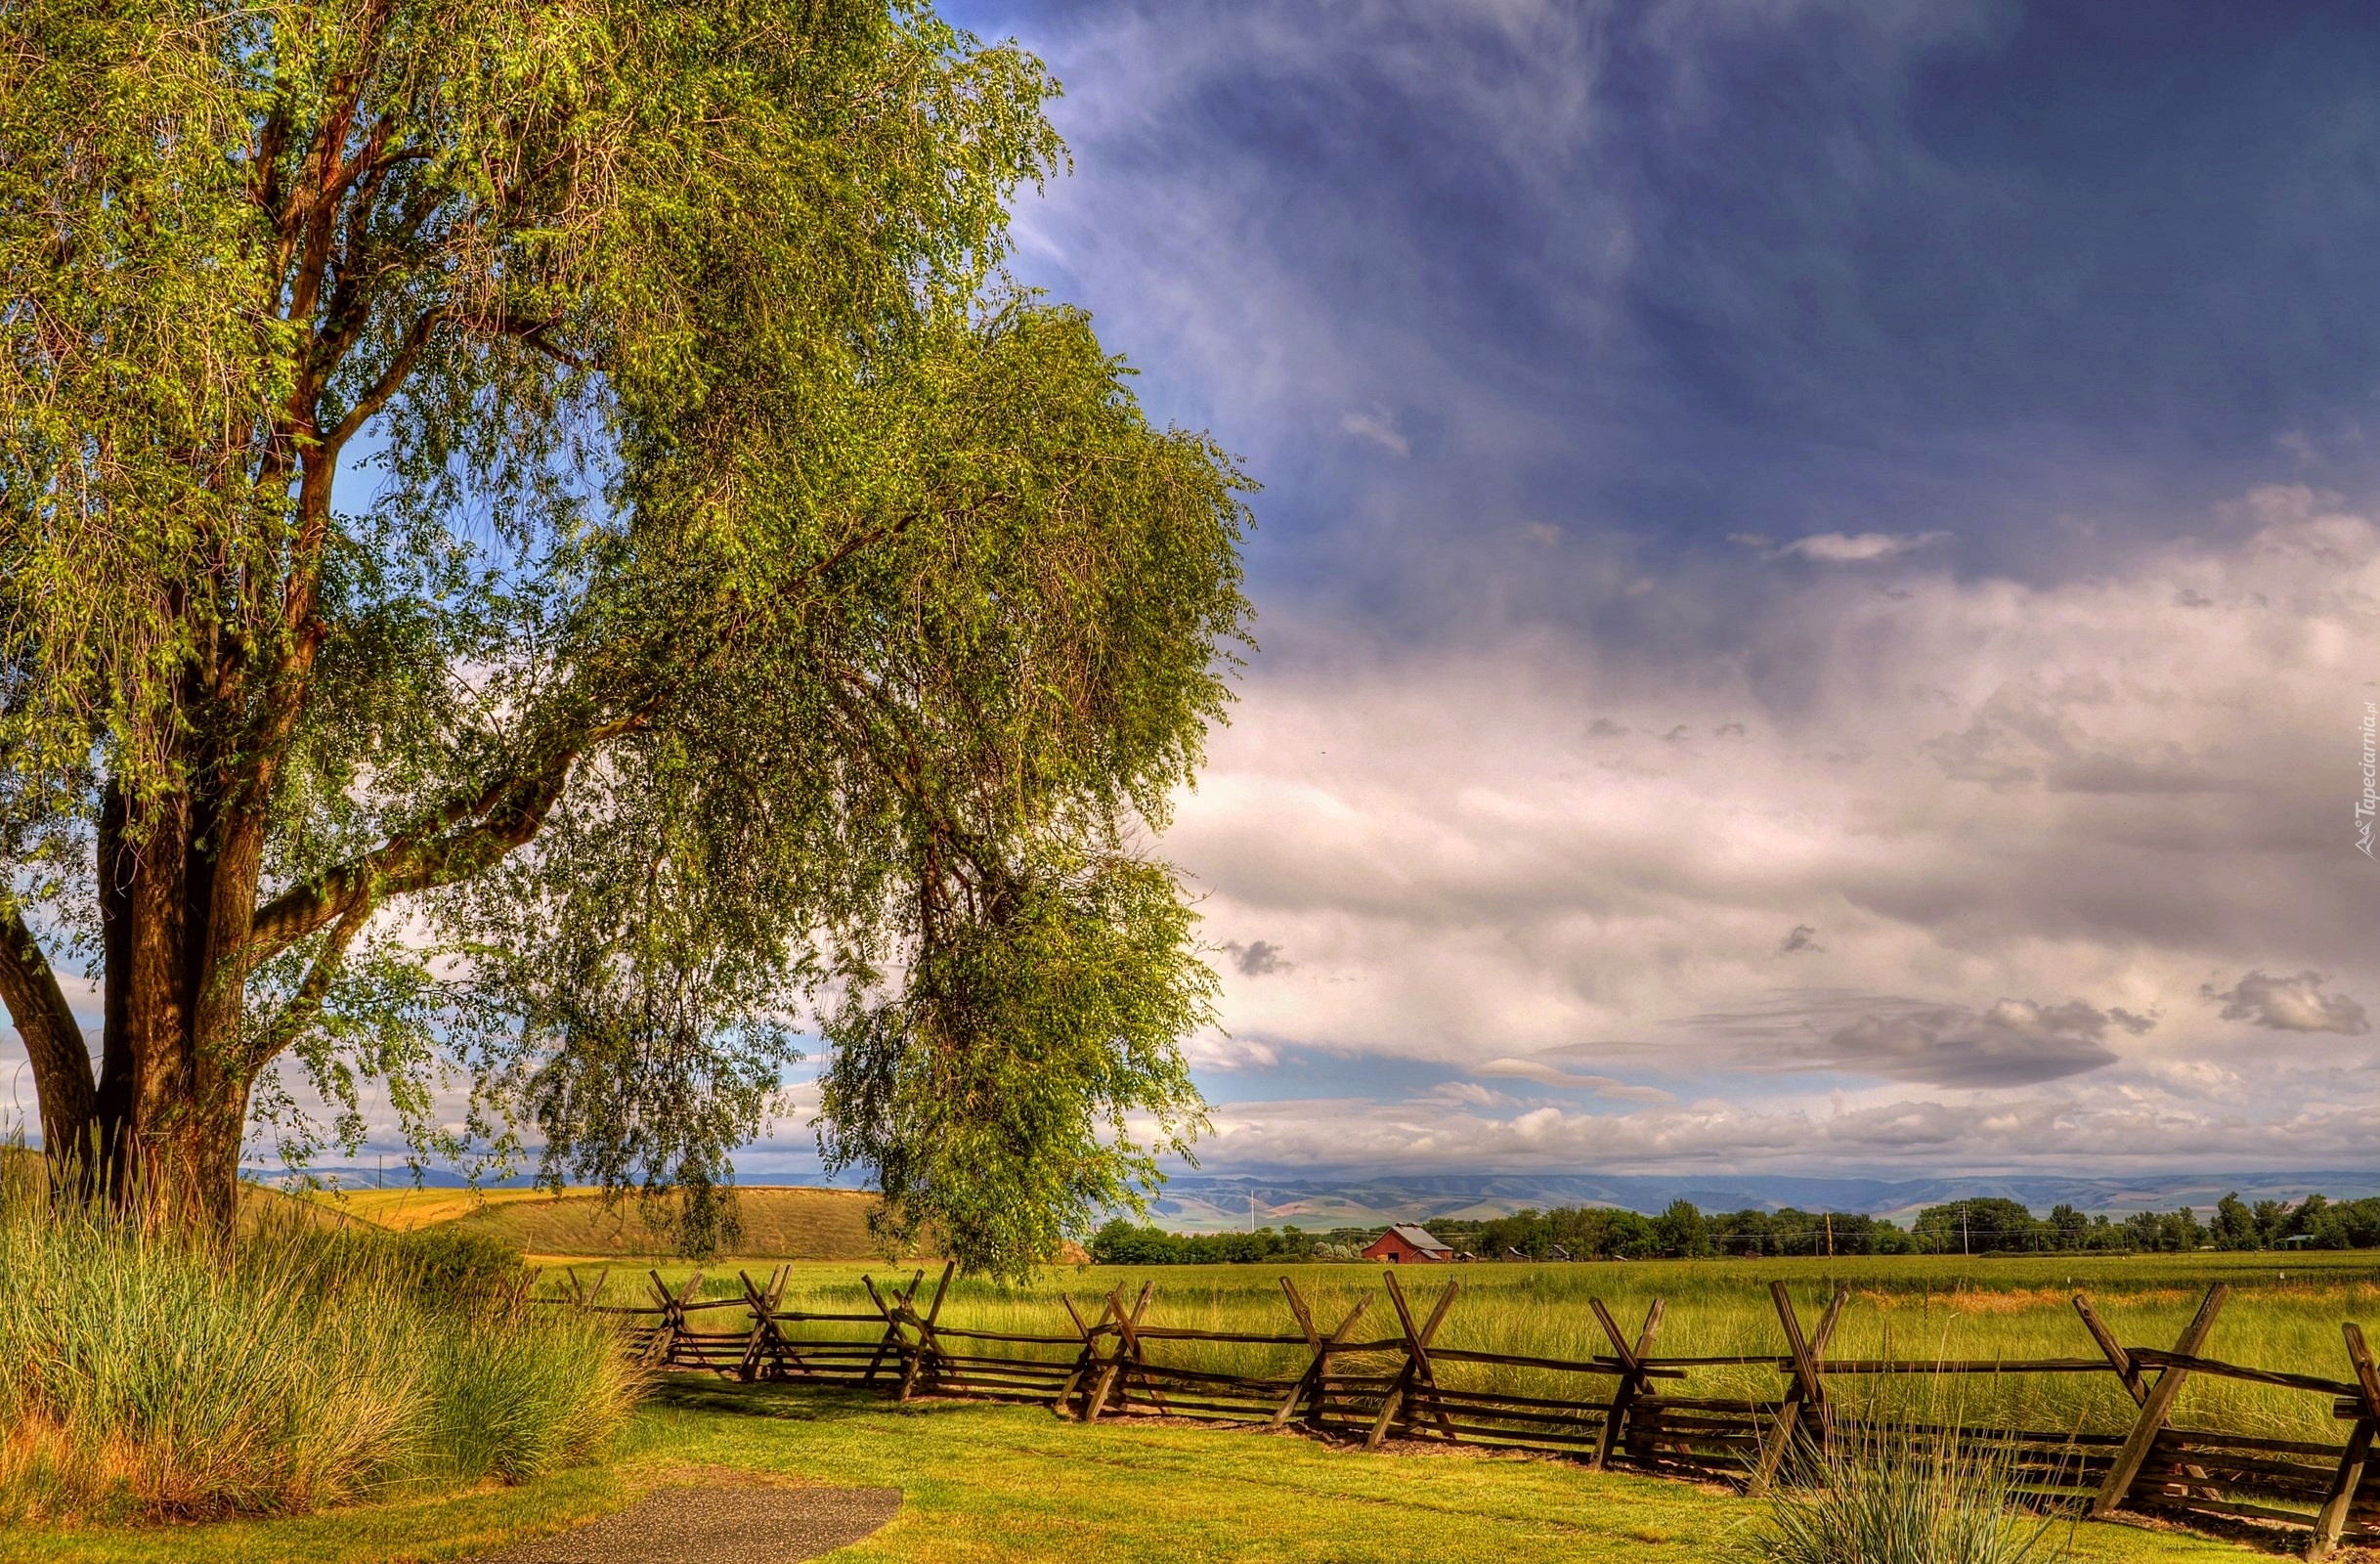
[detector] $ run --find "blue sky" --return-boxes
[815,0,2380,1183]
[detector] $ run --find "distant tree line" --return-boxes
[1087,1191,2380,1264]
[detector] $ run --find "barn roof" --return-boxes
[1387,1223,1452,1254]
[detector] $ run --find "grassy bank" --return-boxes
[0,1199,639,1524]
[603,1250,2380,1446]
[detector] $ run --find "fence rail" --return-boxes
[539,1266,2380,1561]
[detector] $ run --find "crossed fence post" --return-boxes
[895,1262,956,1402]
[861,1269,926,1388]
[1053,1291,1117,1418]
[1589,1296,1666,1471]
[1748,1282,1847,1495]
[1080,1282,1153,1421]
[735,1266,792,1381]
[640,1270,705,1367]
[1363,1273,1459,1450]
[2090,1284,2230,1517]
[2307,1322,2379,1562]
[1269,1279,1371,1430]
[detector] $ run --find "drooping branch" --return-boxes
[0,900,96,1149]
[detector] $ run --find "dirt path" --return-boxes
[466,1485,901,1563]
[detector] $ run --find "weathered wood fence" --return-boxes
[541,1267,2380,1560]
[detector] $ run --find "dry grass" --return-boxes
[0,1196,640,1524]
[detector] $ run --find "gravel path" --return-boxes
[466,1485,902,1563]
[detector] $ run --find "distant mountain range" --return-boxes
[1131,1169,2380,1234]
[253,1163,2380,1236]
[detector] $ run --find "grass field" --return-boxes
[8,1247,2374,1561]
[0,1389,2274,1564]
[604,1249,2380,1447]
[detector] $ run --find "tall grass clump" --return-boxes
[0,1179,639,1524]
[1738,1421,2072,1564]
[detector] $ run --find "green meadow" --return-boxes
[612,1249,2380,1446]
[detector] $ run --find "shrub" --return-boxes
[1738,1421,2072,1564]
[0,1188,638,1523]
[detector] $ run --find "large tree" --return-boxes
[0,0,1250,1273]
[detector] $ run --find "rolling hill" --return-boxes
[319,1184,931,1260]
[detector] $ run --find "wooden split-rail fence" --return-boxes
[541,1267,2380,1560]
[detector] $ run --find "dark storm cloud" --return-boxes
[1225,940,1293,978]
[1577,988,2144,1088]
[969,0,2380,603]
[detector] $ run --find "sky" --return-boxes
[10,0,2375,1196]
[862,0,2380,1185]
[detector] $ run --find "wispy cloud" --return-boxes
[1339,407,1411,456]
[1733,530,1952,564]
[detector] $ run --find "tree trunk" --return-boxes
[75,781,265,1235]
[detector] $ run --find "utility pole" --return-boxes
[1825,1212,1835,1258]
[1962,1202,1969,1257]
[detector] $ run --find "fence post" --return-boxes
[641,1270,703,1368]
[2091,1283,2230,1518]
[897,1261,955,1402]
[1053,1291,1110,1417]
[1590,1296,1665,1471]
[2077,1292,2222,1499]
[1364,1273,1456,1450]
[1749,1283,1846,1496]
[1272,1279,1324,1428]
[1273,1286,1371,1430]
[2073,1294,2146,1404]
[2308,1323,2380,1561]
[1083,1283,1150,1421]
[881,1271,928,1386]
[737,1266,792,1382]
[860,1271,920,1388]
[1110,1282,1169,1415]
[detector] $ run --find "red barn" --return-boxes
[1362,1224,1454,1264]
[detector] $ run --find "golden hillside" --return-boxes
[301,1182,929,1260]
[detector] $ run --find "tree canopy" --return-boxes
[0,0,1251,1276]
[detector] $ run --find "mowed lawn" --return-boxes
[1,1386,2268,1564]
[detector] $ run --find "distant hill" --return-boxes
[443,1185,930,1261]
[1140,1169,2380,1234]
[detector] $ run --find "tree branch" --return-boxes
[244,897,374,1072]
[246,712,647,963]
[327,307,442,448]
[0,901,96,1151]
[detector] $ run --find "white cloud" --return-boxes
[2201,970,2371,1035]
[1158,485,2380,1167]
